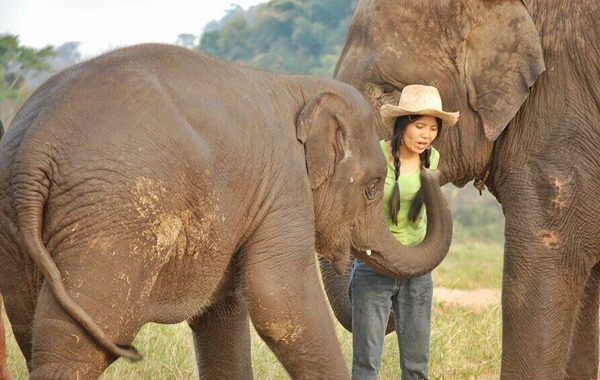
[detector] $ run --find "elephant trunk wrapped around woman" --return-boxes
[0,44,452,379]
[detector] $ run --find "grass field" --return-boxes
[4,242,504,379]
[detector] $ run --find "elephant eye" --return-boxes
[365,178,382,201]
[381,84,395,94]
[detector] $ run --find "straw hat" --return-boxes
[380,85,459,131]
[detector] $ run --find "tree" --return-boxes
[0,34,57,125]
[0,34,55,101]
[198,0,356,75]
[177,34,197,49]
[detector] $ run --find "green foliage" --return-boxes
[444,186,505,244]
[0,34,55,101]
[176,34,197,49]
[198,0,357,75]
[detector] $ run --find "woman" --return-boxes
[350,85,459,380]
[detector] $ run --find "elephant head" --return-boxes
[334,0,545,186]
[296,89,453,280]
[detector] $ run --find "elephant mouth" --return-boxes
[317,236,376,275]
[349,241,377,263]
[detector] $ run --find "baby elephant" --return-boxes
[0,44,451,379]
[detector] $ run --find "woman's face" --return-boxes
[401,115,439,155]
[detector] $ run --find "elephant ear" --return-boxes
[460,0,545,141]
[296,92,348,189]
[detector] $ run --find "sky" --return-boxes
[0,0,267,57]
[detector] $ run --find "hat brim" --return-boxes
[380,104,459,132]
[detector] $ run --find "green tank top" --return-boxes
[380,141,440,246]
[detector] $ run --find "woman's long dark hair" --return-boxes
[389,115,442,224]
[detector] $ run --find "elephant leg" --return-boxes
[0,294,10,380]
[28,284,125,379]
[0,243,37,369]
[8,324,32,371]
[3,286,36,370]
[29,277,149,380]
[244,218,348,379]
[500,248,591,379]
[27,241,152,380]
[188,268,252,379]
[565,262,600,379]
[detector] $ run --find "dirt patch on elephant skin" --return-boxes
[258,319,305,345]
[433,288,501,312]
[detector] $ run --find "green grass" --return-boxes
[5,241,504,379]
[433,242,504,290]
[5,304,501,379]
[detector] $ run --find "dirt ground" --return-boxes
[434,287,501,311]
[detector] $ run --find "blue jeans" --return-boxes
[350,260,433,380]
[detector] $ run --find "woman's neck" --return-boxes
[386,141,422,175]
[399,144,420,163]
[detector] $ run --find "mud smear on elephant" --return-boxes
[260,319,305,346]
[131,176,219,260]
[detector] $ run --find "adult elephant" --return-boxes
[323,0,600,378]
[0,44,452,379]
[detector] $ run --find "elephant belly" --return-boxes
[143,247,238,324]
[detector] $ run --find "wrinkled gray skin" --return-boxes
[324,0,600,378]
[0,44,453,379]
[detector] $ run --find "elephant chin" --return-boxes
[331,254,349,275]
[316,248,350,276]
[315,229,353,276]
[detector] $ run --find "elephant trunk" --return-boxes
[353,168,452,278]
[319,257,395,333]
[319,169,451,333]
[319,257,353,331]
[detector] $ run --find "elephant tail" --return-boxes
[0,118,4,140]
[12,141,143,362]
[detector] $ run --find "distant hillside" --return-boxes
[198,0,357,76]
